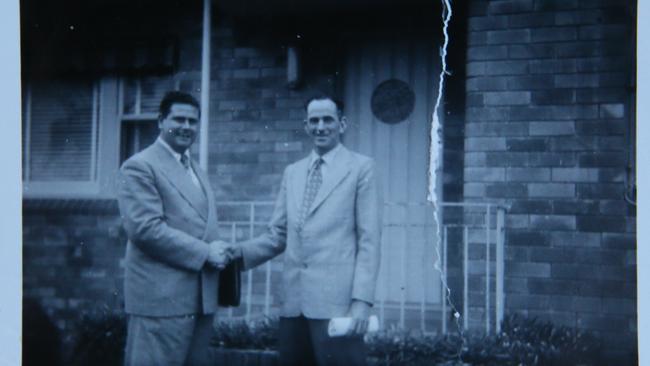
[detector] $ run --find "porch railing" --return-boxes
[216,201,507,335]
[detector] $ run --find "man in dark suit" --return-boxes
[117,91,231,366]
[228,94,381,366]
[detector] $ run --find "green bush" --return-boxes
[366,314,604,366]
[212,314,606,366]
[65,310,611,366]
[212,317,278,350]
[67,306,127,366]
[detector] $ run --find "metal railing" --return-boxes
[216,201,507,335]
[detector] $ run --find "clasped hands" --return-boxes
[206,240,241,270]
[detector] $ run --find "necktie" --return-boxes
[298,158,323,228]
[180,154,201,189]
[179,154,190,170]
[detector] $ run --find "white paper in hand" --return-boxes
[327,315,379,337]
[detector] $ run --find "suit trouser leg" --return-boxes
[279,315,366,366]
[184,314,215,366]
[279,316,318,366]
[124,314,214,366]
[305,318,367,366]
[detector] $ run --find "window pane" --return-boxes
[26,80,95,181]
[121,75,175,115]
[120,120,159,164]
[122,78,137,115]
[140,76,174,113]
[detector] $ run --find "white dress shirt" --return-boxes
[307,143,343,180]
[157,137,201,188]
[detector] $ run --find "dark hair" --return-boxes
[159,91,200,119]
[304,93,345,116]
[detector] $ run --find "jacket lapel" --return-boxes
[291,157,311,215]
[194,164,217,240]
[307,146,352,217]
[152,143,209,222]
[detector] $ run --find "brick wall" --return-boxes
[207,21,339,201]
[23,201,125,358]
[464,0,636,356]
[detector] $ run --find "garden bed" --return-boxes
[64,310,630,366]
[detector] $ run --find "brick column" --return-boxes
[464,0,636,355]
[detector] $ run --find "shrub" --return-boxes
[212,314,606,366]
[64,311,609,366]
[212,317,278,350]
[67,306,127,366]
[366,314,604,366]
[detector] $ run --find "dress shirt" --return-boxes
[157,137,201,188]
[307,143,343,181]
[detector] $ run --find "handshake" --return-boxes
[206,240,241,270]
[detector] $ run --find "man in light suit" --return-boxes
[228,94,381,366]
[117,91,231,366]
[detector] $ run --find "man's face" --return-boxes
[158,103,200,153]
[304,99,347,155]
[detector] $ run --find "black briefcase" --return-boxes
[218,259,241,307]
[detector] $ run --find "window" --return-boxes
[118,76,176,164]
[23,80,98,182]
[22,74,188,198]
[22,78,115,198]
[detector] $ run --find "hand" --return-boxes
[218,241,243,260]
[345,300,371,337]
[207,240,233,270]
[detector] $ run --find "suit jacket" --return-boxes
[117,140,222,316]
[241,145,381,319]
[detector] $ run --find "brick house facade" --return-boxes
[22,0,637,361]
[463,0,636,356]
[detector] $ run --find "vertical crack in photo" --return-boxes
[428,0,465,360]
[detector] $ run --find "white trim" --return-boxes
[485,205,491,334]
[121,113,159,121]
[23,181,103,198]
[90,82,99,181]
[463,226,469,330]
[24,84,32,181]
[441,226,448,334]
[495,208,505,333]
[245,203,255,322]
[199,0,212,171]
[118,77,125,116]
[228,223,237,319]
[135,77,142,115]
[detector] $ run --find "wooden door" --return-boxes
[343,39,443,327]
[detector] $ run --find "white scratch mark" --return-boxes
[428,0,465,359]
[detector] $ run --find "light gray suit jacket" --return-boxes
[241,146,381,319]
[118,140,221,316]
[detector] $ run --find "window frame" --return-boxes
[22,77,121,199]
[22,75,187,199]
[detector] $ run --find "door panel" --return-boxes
[344,40,442,310]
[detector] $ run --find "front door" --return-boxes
[343,39,443,330]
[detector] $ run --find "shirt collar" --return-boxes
[309,143,342,170]
[157,137,191,163]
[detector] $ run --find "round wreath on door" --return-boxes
[370,79,416,124]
